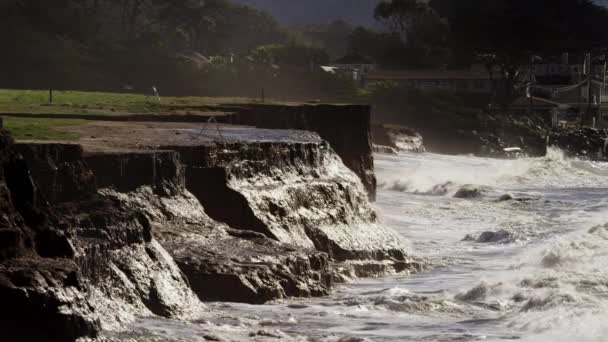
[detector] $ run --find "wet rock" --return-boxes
[548,127,608,160]
[373,144,398,155]
[229,104,377,201]
[455,282,492,302]
[454,185,483,199]
[371,124,426,153]
[165,140,415,276]
[100,186,333,304]
[0,131,99,341]
[84,151,184,195]
[477,230,514,243]
[463,229,519,244]
[497,194,513,202]
[15,140,203,333]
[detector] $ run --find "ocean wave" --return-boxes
[378,147,608,196]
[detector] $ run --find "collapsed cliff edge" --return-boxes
[0,105,421,341]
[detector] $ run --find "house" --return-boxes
[328,52,376,84]
[365,68,493,93]
[530,53,607,84]
[331,52,376,73]
[508,96,569,127]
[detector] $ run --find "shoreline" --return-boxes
[0,104,422,341]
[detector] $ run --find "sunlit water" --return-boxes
[139,148,608,341]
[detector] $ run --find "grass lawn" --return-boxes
[2,117,86,140]
[0,89,259,116]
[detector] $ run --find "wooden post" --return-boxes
[49,89,53,103]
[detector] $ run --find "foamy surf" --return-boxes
[119,149,608,341]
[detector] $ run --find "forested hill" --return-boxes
[231,0,382,26]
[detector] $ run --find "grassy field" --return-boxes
[2,117,86,140]
[0,88,262,141]
[0,89,258,116]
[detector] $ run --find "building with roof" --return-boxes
[365,68,494,93]
[327,52,377,85]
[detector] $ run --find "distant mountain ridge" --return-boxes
[231,0,383,27]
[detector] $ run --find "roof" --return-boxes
[320,66,338,74]
[367,69,491,81]
[333,52,373,65]
[510,96,561,108]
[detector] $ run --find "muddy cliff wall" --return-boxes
[0,119,416,339]
[163,138,416,278]
[4,141,202,340]
[227,104,377,201]
[0,133,99,341]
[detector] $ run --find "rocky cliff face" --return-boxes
[227,104,377,201]
[0,119,416,339]
[162,137,415,278]
[2,140,203,340]
[100,186,333,304]
[0,133,99,341]
[371,124,426,153]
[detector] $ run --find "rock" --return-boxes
[0,131,99,341]
[100,186,333,304]
[477,230,514,243]
[373,144,398,155]
[497,194,514,202]
[371,124,426,153]
[463,229,519,244]
[13,140,203,335]
[454,185,483,199]
[548,127,608,160]
[164,139,414,275]
[228,104,378,201]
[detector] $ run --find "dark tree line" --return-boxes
[3,0,608,100]
[370,0,608,67]
[0,0,290,93]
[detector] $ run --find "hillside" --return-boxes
[231,0,382,27]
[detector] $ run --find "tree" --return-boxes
[374,0,447,51]
[429,0,608,103]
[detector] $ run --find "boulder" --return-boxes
[454,185,483,199]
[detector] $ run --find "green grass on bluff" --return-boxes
[0,89,257,116]
[3,117,85,140]
[0,88,260,141]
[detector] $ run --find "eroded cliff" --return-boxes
[0,117,417,340]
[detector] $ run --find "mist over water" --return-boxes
[144,149,608,341]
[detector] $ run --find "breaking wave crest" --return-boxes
[378,147,608,195]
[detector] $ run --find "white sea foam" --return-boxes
[122,149,608,341]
